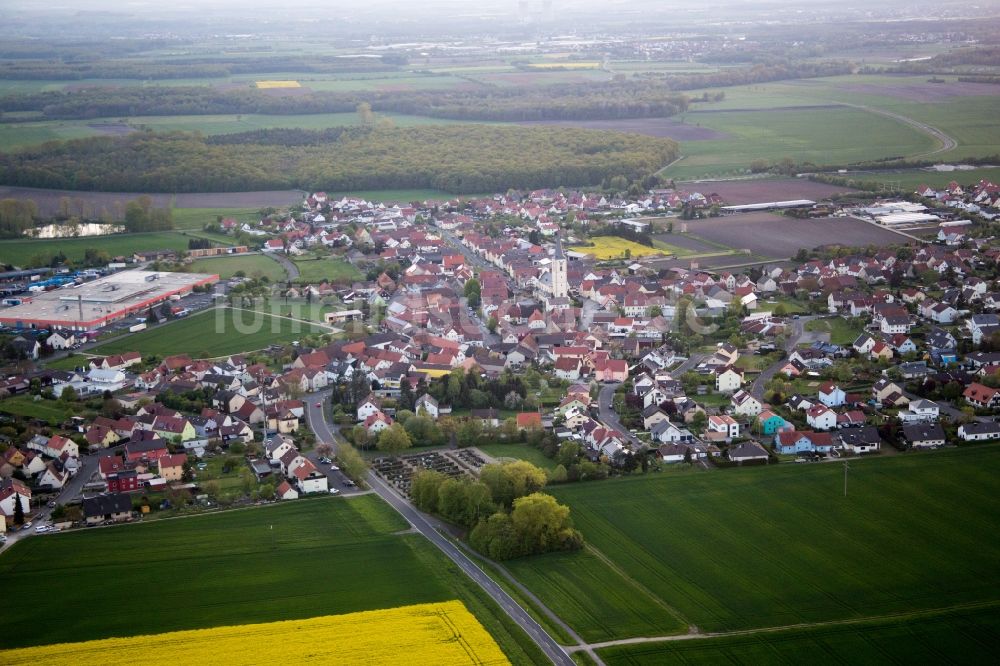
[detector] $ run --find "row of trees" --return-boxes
[0,61,854,124]
[0,198,38,237]
[0,127,679,195]
[412,460,583,561]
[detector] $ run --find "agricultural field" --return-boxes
[170,207,259,230]
[292,256,363,284]
[0,231,211,267]
[0,496,543,664]
[0,601,509,666]
[664,106,936,180]
[597,605,1000,665]
[679,213,905,259]
[89,307,328,358]
[188,254,286,281]
[679,178,859,206]
[504,549,687,643]
[539,446,1000,639]
[568,238,664,260]
[834,166,1000,192]
[673,74,1000,175]
[516,117,727,141]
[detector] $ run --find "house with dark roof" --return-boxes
[82,493,133,525]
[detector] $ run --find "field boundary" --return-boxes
[583,544,692,633]
[576,598,1000,652]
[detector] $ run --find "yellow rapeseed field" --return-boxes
[255,80,301,88]
[569,237,662,260]
[0,601,509,666]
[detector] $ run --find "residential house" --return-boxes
[82,493,133,525]
[275,480,299,500]
[756,410,790,436]
[806,405,838,431]
[902,424,947,449]
[157,453,187,482]
[964,382,1000,409]
[715,366,744,394]
[774,430,834,455]
[898,399,940,423]
[707,415,740,440]
[415,394,440,419]
[727,441,770,463]
[0,478,31,523]
[838,426,883,454]
[730,390,762,417]
[817,382,846,408]
[958,421,1000,442]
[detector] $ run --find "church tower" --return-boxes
[551,233,568,300]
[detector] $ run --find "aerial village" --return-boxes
[2,176,1000,539]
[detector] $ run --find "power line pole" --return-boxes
[843,460,850,498]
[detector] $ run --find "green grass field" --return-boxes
[0,231,224,267]
[0,495,547,665]
[597,604,1000,664]
[478,443,559,471]
[89,307,327,358]
[504,549,687,643]
[170,207,259,230]
[665,106,936,180]
[541,446,1000,637]
[836,166,1000,191]
[188,254,286,281]
[292,256,363,284]
[0,395,78,423]
[673,74,1000,175]
[805,316,865,345]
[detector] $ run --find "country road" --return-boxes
[304,392,576,666]
[839,102,957,158]
[271,253,300,280]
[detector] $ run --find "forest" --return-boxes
[0,62,850,123]
[0,126,679,194]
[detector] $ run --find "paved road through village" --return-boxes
[304,391,575,666]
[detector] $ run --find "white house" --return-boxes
[715,366,744,394]
[958,421,1000,442]
[806,404,838,431]
[356,395,382,422]
[415,393,440,419]
[730,390,762,417]
[707,415,740,440]
[880,315,911,335]
[37,462,68,490]
[46,330,77,350]
[898,399,940,424]
[291,460,328,494]
[275,480,299,500]
[86,368,128,393]
[265,435,296,463]
[817,382,846,408]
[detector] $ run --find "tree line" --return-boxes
[0,126,680,195]
[0,54,403,81]
[411,460,584,561]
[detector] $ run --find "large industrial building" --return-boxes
[0,270,218,332]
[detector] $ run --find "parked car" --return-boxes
[329,488,340,495]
